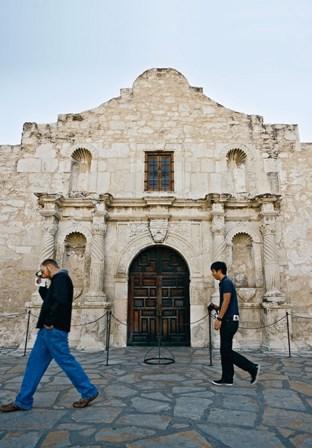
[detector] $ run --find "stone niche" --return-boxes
[231,233,256,288]
[69,148,92,194]
[226,148,247,194]
[62,232,87,295]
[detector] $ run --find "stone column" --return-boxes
[30,194,61,306]
[40,216,59,261]
[260,198,285,303]
[84,202,107,304]
[210,196,227,304]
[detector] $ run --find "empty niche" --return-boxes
[267,172,280,194]
[231,233,256,288]
[63,232,87,291]
[226,148,247,194]
[70,148,92,193]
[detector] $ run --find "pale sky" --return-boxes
[1,0,311,144]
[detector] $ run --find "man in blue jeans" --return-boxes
[210,261,260,386]
[0,259,98,412]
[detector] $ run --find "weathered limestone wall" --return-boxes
[0,68,311,351]
[279,143,312,349]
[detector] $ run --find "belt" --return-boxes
[223,315,239,322]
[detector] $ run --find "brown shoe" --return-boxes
[0,402,24,412]
[72,392,99,408]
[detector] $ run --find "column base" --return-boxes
[262,302,292,351]
[264,290,285,304]
[71,302,112,350]
[28,290,42,306]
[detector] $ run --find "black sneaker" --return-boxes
[250,364,261,385]
[211,379,233,386]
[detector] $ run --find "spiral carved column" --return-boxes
[40,219,58,261]
[261,222,284,303]
[211,201,226,303]
[84,203,107,304]
[30,196,61,306]
[259,197,285,304]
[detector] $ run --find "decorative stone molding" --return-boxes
[129,222,149,240]
[148,218,169,243]
[237,288,257,303]
[116,237,192,279]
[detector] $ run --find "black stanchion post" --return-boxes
[23,310,31,357]
[105,310,112,366]
[208,311,213,366]
[286,311,291,358]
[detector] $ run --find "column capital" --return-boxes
[35,193,62,220]
[205,193,232,206]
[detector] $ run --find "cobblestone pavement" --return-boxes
[0,347,312,447]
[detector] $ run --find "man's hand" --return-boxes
[43,324,54,330]
[214,319,222,331]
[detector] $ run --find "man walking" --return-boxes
[1,259,98,412]
[210,261,260,386]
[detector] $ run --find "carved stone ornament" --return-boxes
[148,219,169,243]
[237,288,256,303]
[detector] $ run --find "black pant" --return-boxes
[220,321,256,382]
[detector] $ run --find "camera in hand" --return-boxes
[35,270,47,287]
[208,303,219,313]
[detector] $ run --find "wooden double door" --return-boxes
[127,246,190,346]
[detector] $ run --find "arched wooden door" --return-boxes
[128,246,190,346]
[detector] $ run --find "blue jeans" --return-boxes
[15,328,98,410]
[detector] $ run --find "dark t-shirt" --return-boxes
[219,276,239,318]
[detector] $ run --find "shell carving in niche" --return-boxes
[226,148,247,166]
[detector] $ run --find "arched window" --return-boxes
[231,233,256,288]
[226,148,247,194]
[70,148,92,193]
[63,232,87,291]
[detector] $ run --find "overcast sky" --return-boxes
[1,0,311,144]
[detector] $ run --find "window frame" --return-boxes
[144,151,174,192]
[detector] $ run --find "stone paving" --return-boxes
[0,347,312,447]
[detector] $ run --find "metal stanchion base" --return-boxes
[143,346,175,365]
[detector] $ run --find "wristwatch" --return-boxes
[217,316,223,322]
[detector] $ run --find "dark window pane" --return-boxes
[145,152,173,192]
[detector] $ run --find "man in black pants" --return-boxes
[210,261,260,386]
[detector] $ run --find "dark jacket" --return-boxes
[36,269,73,332]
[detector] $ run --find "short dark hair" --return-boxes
[41,259,59,268]
[210,261,227,275]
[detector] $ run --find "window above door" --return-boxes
[144,152,174,192]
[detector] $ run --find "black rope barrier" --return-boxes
[111,313,127,326]
[71,312,108,327]
[0,311,26,318]
[239,315,287,330]
[4,305,312,365]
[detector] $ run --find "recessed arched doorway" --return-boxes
[127,245,190,346]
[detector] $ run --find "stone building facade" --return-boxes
[0,68,311,351]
